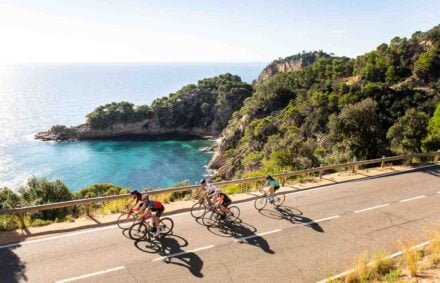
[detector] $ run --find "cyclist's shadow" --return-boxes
[276,206,324,233]
[156,235,204,278]
[227,221,275,254]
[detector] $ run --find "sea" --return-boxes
[0,63,266,191]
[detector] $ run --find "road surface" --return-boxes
[1,165,440,282]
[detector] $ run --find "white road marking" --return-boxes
[354,204,390,214]
[151,245,215,262]
[302,215,340,226]
[399,195,426,203]
[235,229,282,242]
[55,266,125,283]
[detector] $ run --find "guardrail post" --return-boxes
[85,204,91,217]
[381,156,386,168]
[281,176,286,187]
[319,164,324,179]
[352,157,357,173]
[435,150,440,163]
[17,213,26,230]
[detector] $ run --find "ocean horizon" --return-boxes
[0,62,266,191]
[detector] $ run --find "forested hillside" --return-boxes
[211,25,440,179]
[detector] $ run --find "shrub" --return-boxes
[0,215,19,231]
[19,177,73,221]
[30,219,53,227]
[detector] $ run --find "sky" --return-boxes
[0,0,439,64]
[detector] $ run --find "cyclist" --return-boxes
[195,179,217,206]
[138,194,165,237]
[212,188,232,219]
[129,190,144,211]
[264,175,280,203]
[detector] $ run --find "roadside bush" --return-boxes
[0,187,21,209]
[0,215,19,231]
[30,219,53,227]
[77,183,127,199]
[19,177,73,221]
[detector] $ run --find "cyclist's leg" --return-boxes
[155,207,164,226]
[268,186,275,197]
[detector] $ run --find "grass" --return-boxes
[343,251,395,282]
[426,228,440,267]
[399,238,421,277]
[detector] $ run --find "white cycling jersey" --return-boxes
[203,183,218,195]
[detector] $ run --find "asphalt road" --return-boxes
[1,165,440,283]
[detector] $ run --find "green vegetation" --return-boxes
[217,25,440,179]
[151,73,253,133]
[0,178,131,231]
[19,177,73,221]
[423,103,440,150]
[85,74,253,135]
[86,102,155,129]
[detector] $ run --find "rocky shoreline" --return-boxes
[35,121,219,142]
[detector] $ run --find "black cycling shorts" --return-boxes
[273,185,280,191]
[222,197,231,207]
[151,207,164,217]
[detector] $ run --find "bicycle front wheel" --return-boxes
[202,210,218,227]
[117,212,136,230]
[191,202,207,219]
[254,197,267,210]
[159,217,174,235]
[227,206,240,222]
[273,193,285,207]
[129,222,148,240]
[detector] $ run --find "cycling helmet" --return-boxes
[199,179,206,185]
[130,190,139,195]
[214,188,222,194]
[266,175,274,180]
[142,194,149,201]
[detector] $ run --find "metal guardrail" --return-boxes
[1,150,439,217]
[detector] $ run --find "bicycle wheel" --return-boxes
[254,196,267,210]
[159,217,174,235]
[202,210,218,227]
[273,193,285,207]
[117,212,136,230]
[129,222,148,240]
[227,206,240,222]
[191,202,207,219]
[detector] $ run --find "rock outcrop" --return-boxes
[255,51,330,84]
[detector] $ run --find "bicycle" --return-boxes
[117,207,140,229]
[190,196,209,219]
[202,204,240,227]
[129,215,174,241]
[254,189,285,210]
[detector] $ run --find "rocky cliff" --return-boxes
[255,51,330,84]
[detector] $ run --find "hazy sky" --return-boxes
[0,0,439,63]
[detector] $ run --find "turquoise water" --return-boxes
[0,63,265,191]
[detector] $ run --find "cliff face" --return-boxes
[255,51,330,84]
[36,73,253,141]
